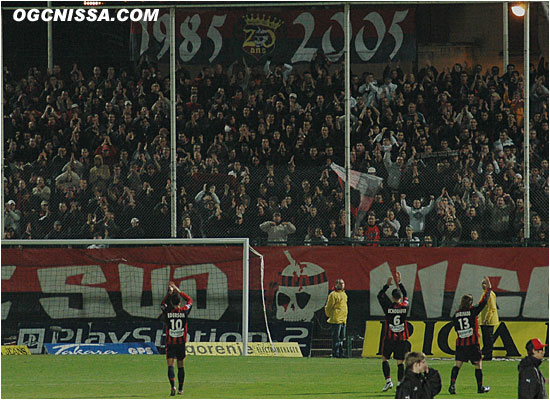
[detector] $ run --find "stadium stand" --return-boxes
[3,55,548,246]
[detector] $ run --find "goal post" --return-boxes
[242,238,250,356]
[2,238,272,356]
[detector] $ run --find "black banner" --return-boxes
[130,6,416,65]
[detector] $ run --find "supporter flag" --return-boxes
[330,163,383,231]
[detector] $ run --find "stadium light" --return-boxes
[511,3,526,17]
[83,1,104,6]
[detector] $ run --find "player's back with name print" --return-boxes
[165,306,188,343]
[167,311,187,319]
[452,310,477,345]
[384,303,409,339]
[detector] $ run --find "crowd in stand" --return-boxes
[3,52,549,246]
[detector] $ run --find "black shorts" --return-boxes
[455,344,482,363]
[381,338,410,360]
[166,343,186,360]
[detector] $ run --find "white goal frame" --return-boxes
[3,237,270,356]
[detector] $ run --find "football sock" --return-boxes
[178,367,185,390]
[382,360,391,380]
[397,363,404,381]
[168,366,175,388]
[450,366,460,384]
[475,369,483,388]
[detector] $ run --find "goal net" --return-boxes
[1,238,273,355]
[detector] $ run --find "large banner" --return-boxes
[130,6,416,65]
[2,247,548,337]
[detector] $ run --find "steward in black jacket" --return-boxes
[518,353,547,398]
[518,338,547,399]
[396,368,442,399]
[396,352,442,399]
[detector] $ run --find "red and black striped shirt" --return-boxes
[452,288,491,347]
[377,283,410,341]
[161,291,193,345]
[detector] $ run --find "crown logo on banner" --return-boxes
[240,13,284,61]
[242,14,284,30]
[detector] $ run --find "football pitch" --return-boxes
[2,355,547,398]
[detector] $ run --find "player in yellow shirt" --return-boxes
[325,278,348,358]
[479,278,499,360]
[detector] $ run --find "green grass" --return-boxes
[2,355,548,398]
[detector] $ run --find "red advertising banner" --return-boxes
[130,5,416,65]
[2,247,548,326]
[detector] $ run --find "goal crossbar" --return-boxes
[3,238,250,246]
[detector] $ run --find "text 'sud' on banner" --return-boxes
[3,246,548,345]
[130,5,416,65]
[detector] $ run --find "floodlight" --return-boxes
[511,4,526,17]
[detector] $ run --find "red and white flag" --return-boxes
[330,163,384,228]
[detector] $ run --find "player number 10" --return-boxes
[170,319,183,330]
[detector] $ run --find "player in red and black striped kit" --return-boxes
[448,276,492,395]
[377,271,410,392]
[161,281,193,396]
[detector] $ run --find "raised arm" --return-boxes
[383,150,392,167]
[259,221,274,232]
[461,190,470,208]
[377,276,393,309]
[395,271,409,306]
[282,63,293,82]
[395,271,407,299]
[422,198,436,216]
[210,191,220,205]
[472,277,492,316]
[160,283,174,312]
[284,221,296,234]
[477,159,484,175]
[400,194,412,214]
[475,188,486,205]
[170,281,193,315]
[194,188,206,203]
[177,291,193,314]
